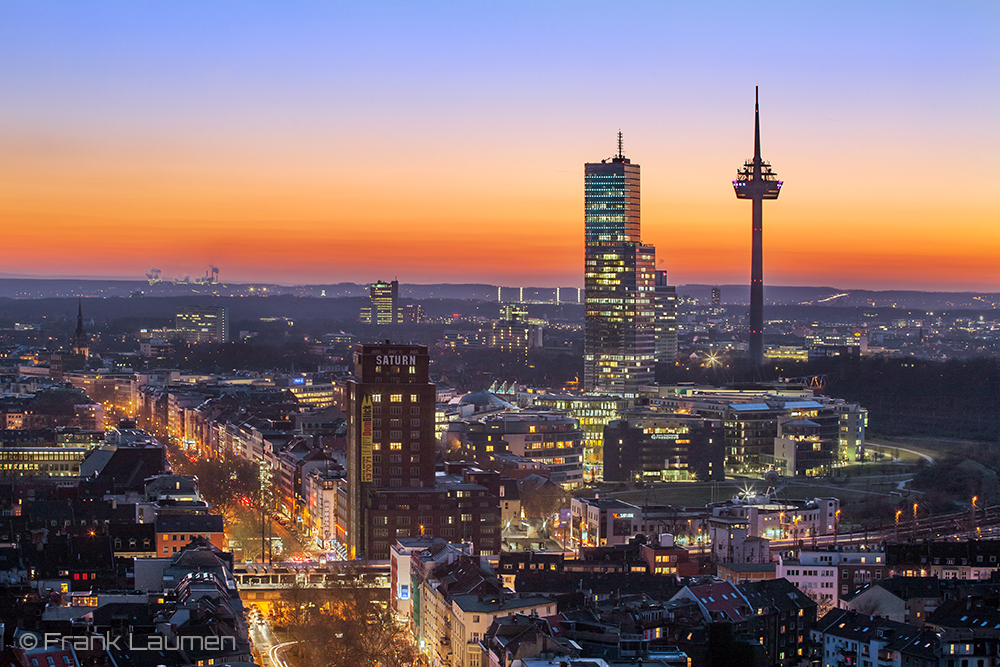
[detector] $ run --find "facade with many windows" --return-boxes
[584,145,657,397]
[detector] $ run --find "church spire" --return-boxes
[72,298,89,359]
[76,298,85,338]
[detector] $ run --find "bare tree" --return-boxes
[279,570,419,667]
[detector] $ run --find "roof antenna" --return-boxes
[616,130,624,159]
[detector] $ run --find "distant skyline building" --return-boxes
[733,87,782,367]
[360,279,400,325]
[711,286,721,307]
[175,305,229,343]
[584,133,656,396]
[486,303,535,363]
[654,270,678,364]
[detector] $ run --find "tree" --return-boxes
[171,450,262,522]
[519,478,568,519]
[278,570,419,667]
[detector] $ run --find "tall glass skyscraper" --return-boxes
[584,139,656,396]
[360,279,399,324]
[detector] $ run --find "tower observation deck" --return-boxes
[733,86,782,367]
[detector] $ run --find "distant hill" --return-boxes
[0,278,994,310]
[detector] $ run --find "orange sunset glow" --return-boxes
[1,3,997,290]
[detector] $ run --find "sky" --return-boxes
[1,2,998,290]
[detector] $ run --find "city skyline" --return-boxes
[2,3,998,290]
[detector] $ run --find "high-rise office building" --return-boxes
[343,342,436,558]
[654,270,678,364]
[175,306,229,343]
[486,303,536,363]
[711,286,721,307]
[584,134,656,396]
[360,279,399,324]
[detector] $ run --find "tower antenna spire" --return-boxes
[753,85,761,171]
[616,130,623,159]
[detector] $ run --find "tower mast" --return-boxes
[733,86,782,368]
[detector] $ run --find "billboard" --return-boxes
[361,396,373,482]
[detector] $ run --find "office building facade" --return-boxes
[603,412,725,482]
[654,270,678,364]
[361,279,400,324]
[175,306,229,343]
[584,140,657,396]
[344,343,436,559]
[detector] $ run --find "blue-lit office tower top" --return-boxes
[584,134,656,397]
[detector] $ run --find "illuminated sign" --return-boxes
[612,513,634,519]
[361,396,373,482]
[400,584,410,600]
[651,433,679,440]
[375,354,416,366]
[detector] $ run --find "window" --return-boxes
[390,406,402,415]
[411,467,420,476]
[410,394,418,402]
[390,394,402,402]
[411,407,420,415]
[410,419,420,427]
[371,394,382,402]
[390,442,402,450]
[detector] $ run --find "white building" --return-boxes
[778,548,886,611]
[304,466,345,555]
